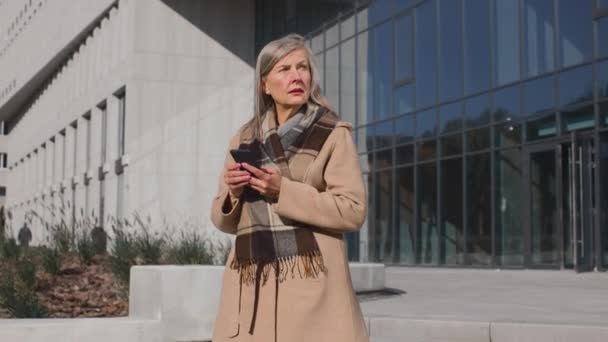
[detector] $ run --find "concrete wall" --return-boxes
[2,0,255,244]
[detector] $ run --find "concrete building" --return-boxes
[2,0,608,272]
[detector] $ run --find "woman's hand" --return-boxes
[224,163,251,199]
[241,163,281,201]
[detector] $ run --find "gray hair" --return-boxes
[247,33,330,139]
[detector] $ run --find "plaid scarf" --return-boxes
[231,102,339,286]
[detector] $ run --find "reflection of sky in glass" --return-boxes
[416,0,437,108]
[439,102,462,134]
[374,22,393,120]
[600,18,608,58]
[369,0,393,25]
[394,85,414,115]
[493,85,521,121]
[559,65,593,107]
[494,0,520,86]
[465,93,491,127]
[524,0,555,77]
[558,0,592,67]
[464,0,491,94]
[599,60,608,99]
[524,75,555,114]
[396,15,413,81]
[416,109,437,139]
[439,0,463,102]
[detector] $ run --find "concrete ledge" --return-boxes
[0,318,162,342]
[491,322,608,342]
[129,265,225,342]
[366,317,608,342]
[350,262,386,292]
[369,318,489,342]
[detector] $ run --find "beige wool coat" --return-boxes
[210,121,369,342]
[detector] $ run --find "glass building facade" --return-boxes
[257,0,608,271]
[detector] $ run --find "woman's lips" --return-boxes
[289,89,304,95]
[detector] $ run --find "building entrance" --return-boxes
[525,132,608,271]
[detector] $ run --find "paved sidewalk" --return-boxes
[360,267,608,341]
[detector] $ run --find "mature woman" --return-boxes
[210,34,368,342]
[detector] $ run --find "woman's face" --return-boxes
[263,48,312,109]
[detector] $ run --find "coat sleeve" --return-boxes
[272,126,367,232]
[210,133,242,235]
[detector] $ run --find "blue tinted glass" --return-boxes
[396,0,414,12]
[416,109,438,139]
[598,60,608,99]
[493,85,521,121]
[416,0,438,108]
[524,75,555,114]
[439,0,463,102]
[559,0,592,67]
[374,22,393,120]
[369,0,393,25]
[559,65,593,107]
[562,105,595,132]
[396,15,413,81]
[395,114,415,144]
[599,17,608,58]
[527,114,557,140]
[439,102,462,134]
[465,93,491,127]
[375,120,394,149]
[523,0,555,77]
[395,84,414,114]
[602,0,608,8]
[464,0,491,94]
[493,0,520,86]
[357,125,375,153]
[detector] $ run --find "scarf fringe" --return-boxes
[230,251,327,286]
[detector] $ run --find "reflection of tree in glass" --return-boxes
[467,154,492,264]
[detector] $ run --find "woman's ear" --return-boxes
[261,79,270,95]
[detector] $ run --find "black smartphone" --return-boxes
[230,149,258,167]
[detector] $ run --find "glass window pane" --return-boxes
[315,53,325,91]
[417,162,438,264]
[417,140,437,161]
[397,166,415,264]
[559,65,593,107]
[441,158,465,265]
[357,7,369,32]
[416,109,438,139]
[439,0,463,102]
[325,46,340,112]
[524,75,555,114]
[372,169,394,263]
[396,0,415,12]
[558,0,592,67]
[341,12,356,39]
[598,59,608,99]
[465,93,491,128]
[357,32,371,125]
[441,134,463,157]
[601,102,608,126]
[495,122,522,147]
[523,0,555,77]
[493,85,521,122]
[600,133,608,267]
[464,0,491,94]
[340,38,356,125]
[416,0,438,108]
[527,113,557,141]
[599,17,608,58]
[562,104,595,132]
[374,22,393,120]
[467,153,492,265]
[375,120,394,149]
[369,0,393,25]
[376,148,393,169]
[440,102,463,134]
[312,32,324,53]
[495,148,524,266]
[396,144,414,165]
[396,114,415,144]
[357,125,374,153]
[326,23,340,48]
[493,0,520,86]
[396,15,413,81]
[395,84,414,115]
[360,153,373,173]
[467,127,491,151]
